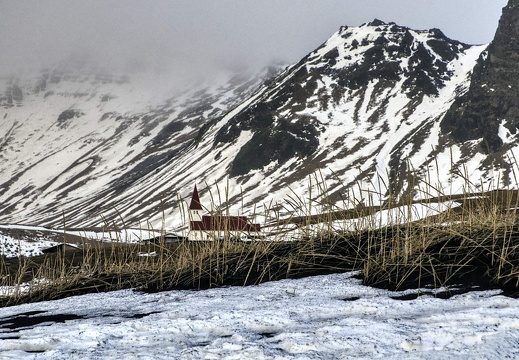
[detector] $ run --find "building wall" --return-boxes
[187,229,257,241]
[188,207,261,241]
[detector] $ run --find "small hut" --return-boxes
[41,243,81,254]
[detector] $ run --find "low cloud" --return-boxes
[0,0,507,87]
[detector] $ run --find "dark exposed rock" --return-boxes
[57,109,83,129]
[101,94,114,102]
[215,65,322,177]
[367,19,387,27]
[3,84,23,105]
[441,0,519,153]
[230,117,319,176]
[34,77,47,93]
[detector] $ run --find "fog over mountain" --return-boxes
[0,0,507,91]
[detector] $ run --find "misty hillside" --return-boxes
[1,17,517,229]
[0,65,280,227]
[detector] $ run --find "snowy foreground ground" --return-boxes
[0,272,518,359]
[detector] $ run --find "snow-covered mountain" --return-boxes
[0,63,281,227]
[1,15,515,229]
[206,20,487,206]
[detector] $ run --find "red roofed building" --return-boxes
[188,185,261,241]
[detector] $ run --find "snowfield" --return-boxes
[1,272,518,359]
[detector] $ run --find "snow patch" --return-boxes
[0,272,518,358]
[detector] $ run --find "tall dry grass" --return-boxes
[2,168,519,306]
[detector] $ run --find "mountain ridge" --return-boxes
[0,18,507,229]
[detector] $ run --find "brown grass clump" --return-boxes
[361,189,519,292]
[3,178,519,306]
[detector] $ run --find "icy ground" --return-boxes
[0,272,518,359]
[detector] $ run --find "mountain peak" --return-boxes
[492,0,519,56]
[213,20,480,188]
[366,19,389,27]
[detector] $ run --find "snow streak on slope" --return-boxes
[1,272,519,359]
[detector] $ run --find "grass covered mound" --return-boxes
[2,189,519,306]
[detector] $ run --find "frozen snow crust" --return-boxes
[0,272,518,359]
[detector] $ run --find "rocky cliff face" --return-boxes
[441,0,519,154]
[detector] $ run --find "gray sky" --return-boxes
[0,0,509,83]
